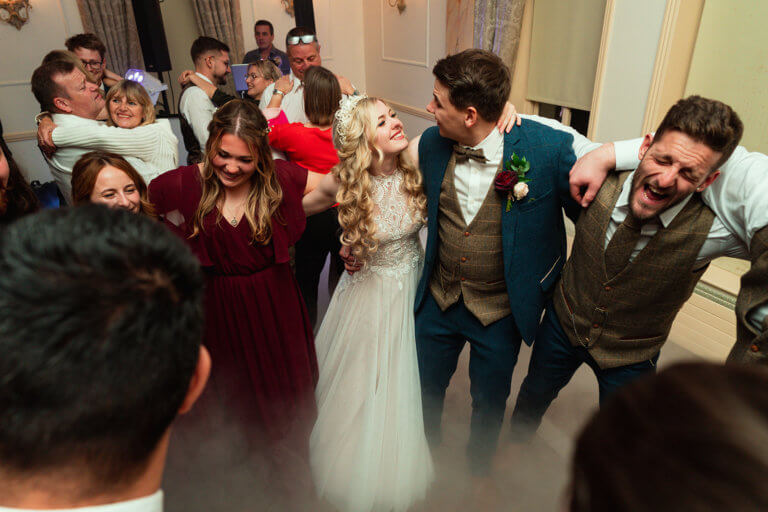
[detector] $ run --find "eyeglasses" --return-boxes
[286,34,317,45]
[82,59,104,69]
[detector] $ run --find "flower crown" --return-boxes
[333,94,367,148]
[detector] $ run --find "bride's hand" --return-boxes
[340,245,362,275]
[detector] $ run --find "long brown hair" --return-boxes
[0,140,39,224]
[71,150,156,218]
[303,66,341,126]
[105,80,156,127]
[191,100,282,244]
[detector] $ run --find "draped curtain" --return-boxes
[473,0,526,75]
[76,0,144,75]
[191,0,244,64]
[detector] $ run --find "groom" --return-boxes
[414,49,587,478]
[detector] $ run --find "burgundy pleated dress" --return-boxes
[150,162,318,510]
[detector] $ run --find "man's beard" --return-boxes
[216,75,228,86]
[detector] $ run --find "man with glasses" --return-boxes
[65,33,110,93]
[259,26,355,124]
[179,36,231,164]
[242,19,291,76]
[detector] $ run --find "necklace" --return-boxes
[221,199,246,227]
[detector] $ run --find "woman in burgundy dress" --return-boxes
[149,100,317,511]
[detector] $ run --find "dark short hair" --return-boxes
[432,49,511,123]
[254,19,274,35]
[571,362,768,512]
[285,26,317,50]
[0,206,204,488]
[65,33,107,60]
[653,95,743,170]
[31,59,76,112]
[190,36,230,64]
[303,66,341,126]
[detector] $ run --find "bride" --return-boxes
[302,95,433,512]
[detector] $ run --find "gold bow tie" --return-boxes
[453,145,487,163]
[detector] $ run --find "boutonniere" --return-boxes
[494,153,531,211]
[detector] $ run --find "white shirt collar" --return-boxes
[616,171,692,228]
[194,72,214,85]
[288,70,302,92]
[0,490,162,512]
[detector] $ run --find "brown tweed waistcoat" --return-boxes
[429,154,511,326]
[553,171,715,369]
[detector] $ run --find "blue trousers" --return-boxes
[415,293,522,475]
[510,303,657,440]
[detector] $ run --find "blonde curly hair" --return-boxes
[332,97,426,265]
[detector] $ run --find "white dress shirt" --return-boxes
[0,490,162,512]
[607,171,749,266]
[453,128,504,224]
[45,114,148,204]
[259,70,308,124]
[179,72,217,149]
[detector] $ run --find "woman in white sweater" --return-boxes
[42,80,178,183]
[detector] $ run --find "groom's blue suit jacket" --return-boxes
[416,121,581,345]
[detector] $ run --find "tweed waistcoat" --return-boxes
[553,171,715,369]
[429,154,511,326]
[178,85,203,165]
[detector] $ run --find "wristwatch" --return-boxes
[274,89,286,97]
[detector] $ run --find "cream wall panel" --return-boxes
[0,0,84,182]
[589,0,666,141]
[381,0,429,67]
[685,0,768,154]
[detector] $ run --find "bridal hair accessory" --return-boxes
[334,94,367,147]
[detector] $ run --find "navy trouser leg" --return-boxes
[415,294,466,448]
[416,293,522,475]
[465,312,522,474]
[510,306,582,441]
[586,353,658,404]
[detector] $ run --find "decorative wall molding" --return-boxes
[5,131,36,143]
[380,0,430,68]
[384,98,434,121]
[642,0,681,135]
[0,80,30,88]
[586,0,615,140]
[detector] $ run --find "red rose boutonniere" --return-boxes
[495,153,531,211]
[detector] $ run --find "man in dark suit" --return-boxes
[413,49,588,483]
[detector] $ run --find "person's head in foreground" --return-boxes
[42,49,99,85]
[0,205,210,509]
[195,99,280,243]
[105,79,155,129]
[245,60,281,101]
[285,26,321,81]
[71,151,155,217]
[570,362,768,512]
[630,95,743,221]
[427,48,511,146]
[332,95,426,265]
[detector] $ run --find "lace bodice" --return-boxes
[340,170,424,288]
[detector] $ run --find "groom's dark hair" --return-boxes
[432,49,511,123]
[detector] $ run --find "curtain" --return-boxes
[473,0,526,75]
[526,0,607,111]
[76,0,144,75]
[191,0,244,64]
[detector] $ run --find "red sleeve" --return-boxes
[268,122,294,152]
[274,160,308,247]
[149,166,187,215]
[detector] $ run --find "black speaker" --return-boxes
[131,0,172,73]
[294,0,316,33]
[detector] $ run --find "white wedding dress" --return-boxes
[310,170,434,512]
